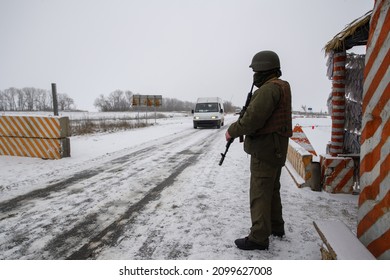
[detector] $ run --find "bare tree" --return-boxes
[3,88,18,111]
[0,87,77,111]
[0,90,4,111]
[108,90,128,111]
[223,101,234,113]
[58,93,75,110]
[36,88,51,111]
[23,87,36,111]
[94,94,112,111]
[124,90,133,107]
[16,88,27,110]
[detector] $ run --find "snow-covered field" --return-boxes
[0,112,361,262]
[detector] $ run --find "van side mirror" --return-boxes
[220,109,224,113]
[191,109,194,114]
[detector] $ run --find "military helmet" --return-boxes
[249,50,280,72]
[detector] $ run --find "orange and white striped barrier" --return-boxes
[320,155,354,194]
[291,124,318,156]
[358,0,390,260]
[0,136,70,159]
[0,115,69,138]
[0,115,70,159]
[286,139,313,187]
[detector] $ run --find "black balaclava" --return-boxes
[253,68,282,88]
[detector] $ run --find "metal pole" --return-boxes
[145,104,148,125]
[154,102,157,124]
[51,83,59,116]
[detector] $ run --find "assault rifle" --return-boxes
[219,83,254,166]
[219,137,234,166]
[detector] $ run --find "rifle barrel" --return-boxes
[218,83,253,165]
[219,138,234,166]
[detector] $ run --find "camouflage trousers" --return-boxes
[248,156,284,246]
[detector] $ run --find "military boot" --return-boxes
[234,237,268,251]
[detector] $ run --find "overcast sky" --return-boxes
[0,0,373,112]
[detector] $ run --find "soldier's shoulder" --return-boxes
[271,78,290,87]
[257,81,281,94]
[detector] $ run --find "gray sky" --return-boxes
[0,0,373,112]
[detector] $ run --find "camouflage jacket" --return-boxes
[227,77,292,166]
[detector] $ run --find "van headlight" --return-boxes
[194,116,200,120]
[211,116,216,119]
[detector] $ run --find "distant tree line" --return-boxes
[223,101,235,113]
[93,90,134,112]
[1,87,237,113]
[93,89,195,112]
[94,89,237,113]
[0,87,75,111]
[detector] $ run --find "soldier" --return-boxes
[225,50,292,250]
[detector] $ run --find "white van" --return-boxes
[192,97,225,129]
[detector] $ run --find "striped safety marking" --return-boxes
[358,0,390,260]
[0,115,67,138]
[287,142,313,184]
[0,136,69,159]
[330,51,346,156]
[291,125,318,156]
[321,155,354,194]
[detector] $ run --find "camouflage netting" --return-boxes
[324,10,370,155]
[344,53,365,154]
[326,52,365,154]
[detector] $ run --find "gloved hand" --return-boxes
[225,130,232,141]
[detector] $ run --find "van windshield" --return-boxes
[195,103,219,113]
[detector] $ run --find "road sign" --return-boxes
[132,95,162,107]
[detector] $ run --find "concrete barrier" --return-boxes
[313,220,376,260]
[0,115,70,159]
[286,140,313,187]
[320,155,354,194]
[291,124,318,156]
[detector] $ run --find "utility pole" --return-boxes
[51,83,59,116]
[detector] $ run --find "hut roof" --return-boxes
[324,10,372,54]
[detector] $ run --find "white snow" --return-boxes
[313,220,375,260]
[0,113,360,261]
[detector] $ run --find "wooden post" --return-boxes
[51,83,59,116]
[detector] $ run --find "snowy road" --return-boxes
[0,114,358,260]
[1,121,221,259]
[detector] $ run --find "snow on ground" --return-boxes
[0,114,191,200]
[0,113,359,260]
